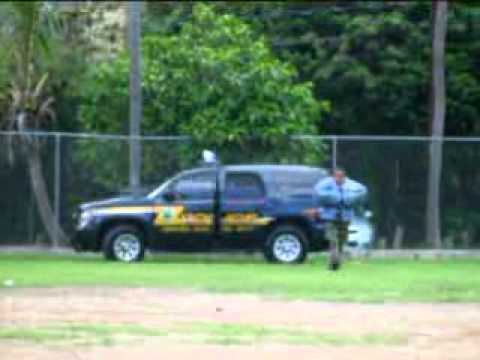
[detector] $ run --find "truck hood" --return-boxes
[80,196,155,211]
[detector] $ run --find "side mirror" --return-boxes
[163,190,177,202]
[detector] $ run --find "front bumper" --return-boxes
[71,228,99,252]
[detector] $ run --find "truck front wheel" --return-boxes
[103,225,145,262]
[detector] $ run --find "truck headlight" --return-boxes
[78,210,94,230]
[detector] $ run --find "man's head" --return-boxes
[332,167,346,185]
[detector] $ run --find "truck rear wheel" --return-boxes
[265,225,308,264]
[103,225,145,262]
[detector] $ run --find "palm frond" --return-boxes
[38,96,55,120]
[11,2,40,84]
[10,85,23,109]
[10,1,40,35]
[2,1,59,132]
[33,73,49,98]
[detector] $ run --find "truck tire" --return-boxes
[265,225,308,264]
[103,225,145,262]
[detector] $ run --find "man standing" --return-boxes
[315,167,367,270]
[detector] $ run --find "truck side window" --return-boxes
[225,173,265,200]
[275,171,324,198]
[173,171,215,201]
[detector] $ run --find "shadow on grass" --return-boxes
[148,253,271,265]
[0,250,326,266]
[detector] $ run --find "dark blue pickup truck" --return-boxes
[73,164,335,263]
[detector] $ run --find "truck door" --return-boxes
[154,170,217,251]
[220,171,272,250]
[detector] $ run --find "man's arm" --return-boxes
[314,178,341,206]
[343,179,368,206]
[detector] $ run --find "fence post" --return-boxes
[54,133,61,246]
[332,136,338,170]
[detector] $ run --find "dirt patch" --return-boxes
[1,288,480,359]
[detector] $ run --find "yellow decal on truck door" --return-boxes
[222,213,273,232]
[153,206,186,226]
[153,206,213,232]
[153,208,271,233]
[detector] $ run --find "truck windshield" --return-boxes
[147,178,173,200]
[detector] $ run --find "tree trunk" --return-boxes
[393,225,404,250]
[24,139,67,246]
[426,0,448,249]
[460,229,471,249]
[128,1,142,193]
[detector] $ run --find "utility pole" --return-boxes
[426,0,448,249]
[128,1,142,193]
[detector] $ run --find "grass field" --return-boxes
[1,252,479,302]
[0,321,407,347]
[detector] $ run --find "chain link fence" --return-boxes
[1,131,479,250]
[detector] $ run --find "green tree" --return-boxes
[80,3,326,144]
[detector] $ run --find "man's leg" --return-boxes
[328,220,349,271]
[328,221,340,271]
[337,221,349,252]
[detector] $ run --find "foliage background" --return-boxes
[1,1,480,247]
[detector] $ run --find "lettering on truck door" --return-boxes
[220,172,273,249]
[153,170,216,251]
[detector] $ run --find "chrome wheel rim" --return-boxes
[272,233,302,263]
[113,233,141,262]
